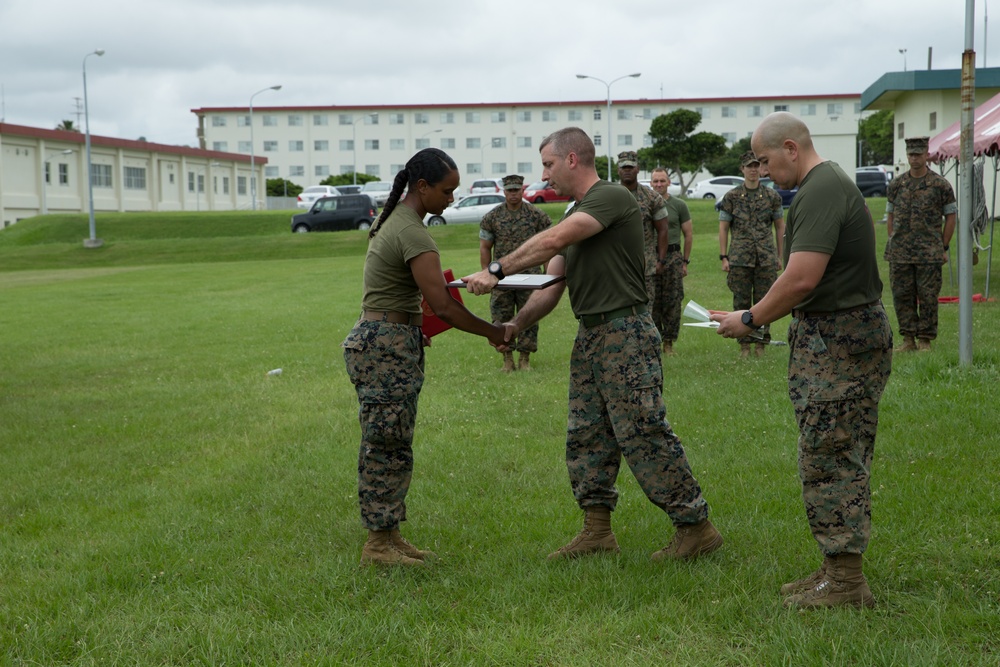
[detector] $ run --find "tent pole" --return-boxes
[958,0,976,366]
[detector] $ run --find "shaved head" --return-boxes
[752,112,814,152]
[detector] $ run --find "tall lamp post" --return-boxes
[43,149,73,215]
[576,72,641,181]
[899,48,908,71]
[352,113,378,185]
[249,85,281,211]
[83,49,105,248]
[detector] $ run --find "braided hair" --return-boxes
[369,148,458,238]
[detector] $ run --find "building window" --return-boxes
[568,110,582,121]
[340,165,353,175]
[223,177,230,195]
[617,135,633,146]
[593,109,602,121]
[827,103,843,116]
[188,171,195,192]
[930,111,938,131]
[313,114,328,126]
[91,164,112,188]
[198,174,205,193]
[748,105,762,118]
[390,138,405,150]
[722,132,737,144]
[466,137,481,149]
[492,137,507,148]
[339,139,354,150]
[516,110,531,122]
[594,134,602,147]
[169,173,174,185]
[695,107,709,119]
[415,138,430,149]
[441,138,456,149]
[365,165,380,177]
[315,165,330,177]
[237,115,250,127]
[212,141,228,152]
[491,111,507,123]
[314,140,329,151]
[854,103,862,114]
[466,111,481,123]
[467,163,482,174]
[238,176,247,195]
[45,163,52,184]
[441,112,455,124]
[617,108,630,120]
[289,166,304,177]
[365,139,380,150]
[390,164,405,173]
[289,140,304,151]
[642,108,654,120]
[262,115,278,126]
[642,134,653,147]
[288,114,303,126]
[124,166,146,190]
[517,136,532,148]
[542,111,557,122]
[238,140,251,153]
[339,114,353,125]
[720,106,736,118]
[364,114,378,125]
[264,166,279,178]
[389,113,404,125]
[774,104,789,112]
[491,162,506,174]
[263,141,278,152]
[59,163,69,185]
[414,113,429,124]
[212,116,226,127]
[801,104,816,116]
[898,122,905,139]
[517,162,533,173]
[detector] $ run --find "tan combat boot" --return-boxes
[390,528,438,562]
[651,519,724,561]
[917,338,932,352]
[360,530,424,567]
[518,351,531,371]
[755,342,766,357]
[662,340,675,356]
[547,507,620,560]
[502,351,515,373]
[783,553,874,609]
[739,342,751,359]
[896,335,917,352]
[780,557,830,596]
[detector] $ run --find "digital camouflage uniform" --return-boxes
[784,161,891,557]
[480,198,551,353]
[719,183,783,344]
[654,195,689,343]
[631,183,669,307]
[884,168,957,341]
[562,180,709,524]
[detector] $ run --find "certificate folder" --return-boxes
[421,269,463,338]
[446,274,566,290]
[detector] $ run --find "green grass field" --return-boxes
[1,202,998,665]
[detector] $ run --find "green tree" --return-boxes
[704,136,753,177]
[639,109,728,193]
[55,120,79,132]
[266,178,303,197]
[857,110,894,166]
[594,155,618,182]
[320,172,380,187]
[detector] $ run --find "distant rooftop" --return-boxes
[862,67,1000,110]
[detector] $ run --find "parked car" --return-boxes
[714,177,797,211]
[290,194,377,232]
[296,185,341,209]
[333,184,363,195]
[857,165,894,182]
[686,176,744,199]
[855,170,888,197]
[424,193,506,226]
[361,181,393,207]
[469,178,503,194]
[522,181,571,204]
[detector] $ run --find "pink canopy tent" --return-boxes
[929,90,1000,161]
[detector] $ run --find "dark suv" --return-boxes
[855,171,888,197]
[291,195,376,233]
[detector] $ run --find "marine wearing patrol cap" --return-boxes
[617,150,638,167]
[502,174,525,190]
[740,150,760,167]
[905,136,930,154]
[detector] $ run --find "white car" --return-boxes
[424,193,506,226]
[469,178,503,194]
[296,185,340,209]
[361,181,393,207]
[686,175,745,199]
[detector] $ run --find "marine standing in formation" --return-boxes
[649,166,692,355]
[617,150,669,310]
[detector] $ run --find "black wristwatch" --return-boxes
[488,261,506,281]
[741,310,755,327]
[720,254,729,261]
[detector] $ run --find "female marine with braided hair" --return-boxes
[343,148,511,566]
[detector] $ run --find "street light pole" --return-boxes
[43,149,73,215]
[576,72,641,181]
[249,85,281,211]
[899,48,908,71]
[83,49,104,248]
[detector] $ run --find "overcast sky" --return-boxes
[0,0,989,147]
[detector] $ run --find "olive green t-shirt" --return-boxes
[664,195,691,246]
[361,205,439,314]
[784,161,883,312]
[563,180,648,316]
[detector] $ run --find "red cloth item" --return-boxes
[421,269,464,337]
[938,294,993,303]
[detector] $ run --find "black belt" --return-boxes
[792,300,881,320]
[666,243,681,252]
[579,304,647,328]
[362,310,424,326]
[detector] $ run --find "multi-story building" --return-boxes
[193,93,864,192]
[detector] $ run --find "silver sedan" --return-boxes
[424,193,508,226]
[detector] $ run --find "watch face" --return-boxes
[741,311,753,326]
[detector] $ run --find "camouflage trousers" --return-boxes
[643,273,657,311]
[727,264,776,344]
[652,252,685,343]
[490,288,538,353]
[787,304,892,556]
[566,312,709,524]
[342,319,425,531]
[889,262,943,340]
